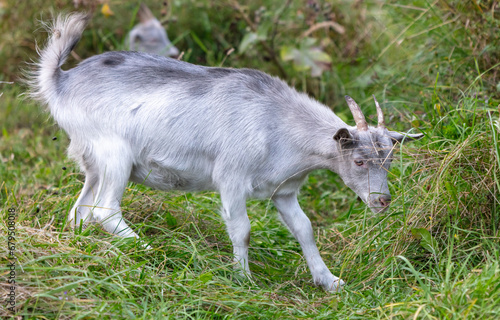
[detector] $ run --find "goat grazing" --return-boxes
[28,13,423,292]
[128,3,179,57]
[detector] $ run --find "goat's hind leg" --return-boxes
[73,139,139,238]
[94,158,138,237]
[68,168,99,229]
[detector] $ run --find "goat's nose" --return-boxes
[378,195,391,207]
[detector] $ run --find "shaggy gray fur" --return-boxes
[28,13,423,292]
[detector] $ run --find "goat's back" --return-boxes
[29,13,343,197]
[54,51,322,195]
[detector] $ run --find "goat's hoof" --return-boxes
[326,278,345,292]
[316,274,345,292]
[73,222,90,232]
[140,241,153,250]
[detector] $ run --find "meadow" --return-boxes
[1,0,499,318]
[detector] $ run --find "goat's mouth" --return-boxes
[357,192,392,213]
[369,205,390,214]
[366,195,391,213]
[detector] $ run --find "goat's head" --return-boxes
[129,3,179,57]
[333,95,423,213]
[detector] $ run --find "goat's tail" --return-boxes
[27,13,90,105]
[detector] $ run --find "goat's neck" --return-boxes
[285,97,349,174]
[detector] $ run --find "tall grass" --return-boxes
[1,0,499,318]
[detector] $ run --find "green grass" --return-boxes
[1,0,500,319]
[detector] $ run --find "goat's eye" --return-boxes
[354,160,364,166]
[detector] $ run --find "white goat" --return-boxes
[28,13,423,292]
[128,3,179,57]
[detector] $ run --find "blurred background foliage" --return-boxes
[1,0,498,108]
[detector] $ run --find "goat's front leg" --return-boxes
[220,191,251,275]
[273,193,344,292]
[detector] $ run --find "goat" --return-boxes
[28,13,423,292]
[128,3,179,57]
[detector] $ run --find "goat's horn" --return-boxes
[138,3,155,23]
[372,95,385,129]
[345,95,368,131]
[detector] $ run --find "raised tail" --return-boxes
[28,13,90,105]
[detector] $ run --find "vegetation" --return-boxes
[1,0,499,318]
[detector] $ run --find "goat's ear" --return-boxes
[387,131,424,144]
[333,128,354,147]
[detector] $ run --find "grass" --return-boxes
[1,0,500,319]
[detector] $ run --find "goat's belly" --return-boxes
[129,162,214,192]
[249,172,310,199]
